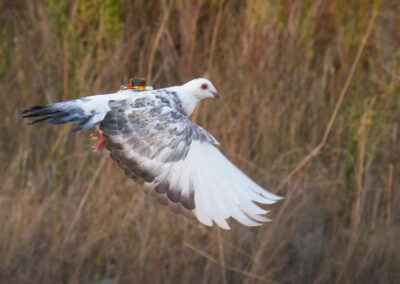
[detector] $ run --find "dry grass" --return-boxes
[1,0,399,283]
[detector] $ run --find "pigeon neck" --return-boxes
[178,94,200,116]
[168,87,200,116]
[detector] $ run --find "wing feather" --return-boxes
[100,99,282,229]
[169,141,280,228]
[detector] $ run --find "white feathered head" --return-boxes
[182,78,219,99]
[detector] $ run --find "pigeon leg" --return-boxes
[90,131,107,152]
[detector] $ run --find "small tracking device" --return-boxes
[121,78,153,91]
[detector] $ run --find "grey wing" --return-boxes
[100,100,218,213]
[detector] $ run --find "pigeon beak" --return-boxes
[211,90,219,99]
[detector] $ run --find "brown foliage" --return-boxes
[0,0,399,283]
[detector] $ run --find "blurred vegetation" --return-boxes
[0,0,399,283]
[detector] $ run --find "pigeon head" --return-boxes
[182,78,219,100]
[170,78,219,116]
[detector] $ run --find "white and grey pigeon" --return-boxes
[20,78,282,230]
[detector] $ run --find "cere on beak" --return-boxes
[211,90,219,99]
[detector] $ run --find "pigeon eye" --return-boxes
[201,83,208,90]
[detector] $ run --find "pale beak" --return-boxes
[211,90,219,99]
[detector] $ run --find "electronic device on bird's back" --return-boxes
[121,78,153,91]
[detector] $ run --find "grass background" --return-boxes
[0,0,399,283]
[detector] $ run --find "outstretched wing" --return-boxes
[101,100,282,230]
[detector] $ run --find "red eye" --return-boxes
[201,83,208,90]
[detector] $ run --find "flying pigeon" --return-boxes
[20,78,282,230]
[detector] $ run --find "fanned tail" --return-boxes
[20,98,107,132]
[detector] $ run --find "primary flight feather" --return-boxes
[20,78,282,230]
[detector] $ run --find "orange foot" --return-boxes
[90,132,106,152]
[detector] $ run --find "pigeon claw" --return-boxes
[90,132,106,152]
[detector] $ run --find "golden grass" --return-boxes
[1,0,399,283]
